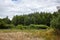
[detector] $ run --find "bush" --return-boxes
[5,24,15,29]
[16,24,48,30]
[29,24,48,29]
[16,25,26,30]
[0,21,8,29]
[0,21,15,29]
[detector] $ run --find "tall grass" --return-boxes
[0,28,57,40]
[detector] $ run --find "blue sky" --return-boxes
[0,0,60,19]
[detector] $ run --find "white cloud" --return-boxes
[0,0,60,19]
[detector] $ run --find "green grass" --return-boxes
[0,29,21,33]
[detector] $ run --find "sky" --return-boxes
[0,0,60,19]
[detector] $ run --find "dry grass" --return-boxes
[0,29,59,40]
[0,29,45,40]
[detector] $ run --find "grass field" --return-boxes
[0,29,58,40]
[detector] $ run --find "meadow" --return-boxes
[0,28,57,40]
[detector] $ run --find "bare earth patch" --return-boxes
[0,32,44,40]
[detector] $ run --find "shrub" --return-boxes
[5,24,15,29]
[16,25,25,30]
[35,25,48,29]
[16,24,48,30]
[29,24,48,29]
[0,21,15,29]
[0,21,8,29]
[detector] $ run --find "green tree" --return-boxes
[50,15,60,30]
[12,15,24,26]
[3,16,11,24]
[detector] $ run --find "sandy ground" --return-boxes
[0,32,44,40]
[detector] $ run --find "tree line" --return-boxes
[0,9,60,30]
